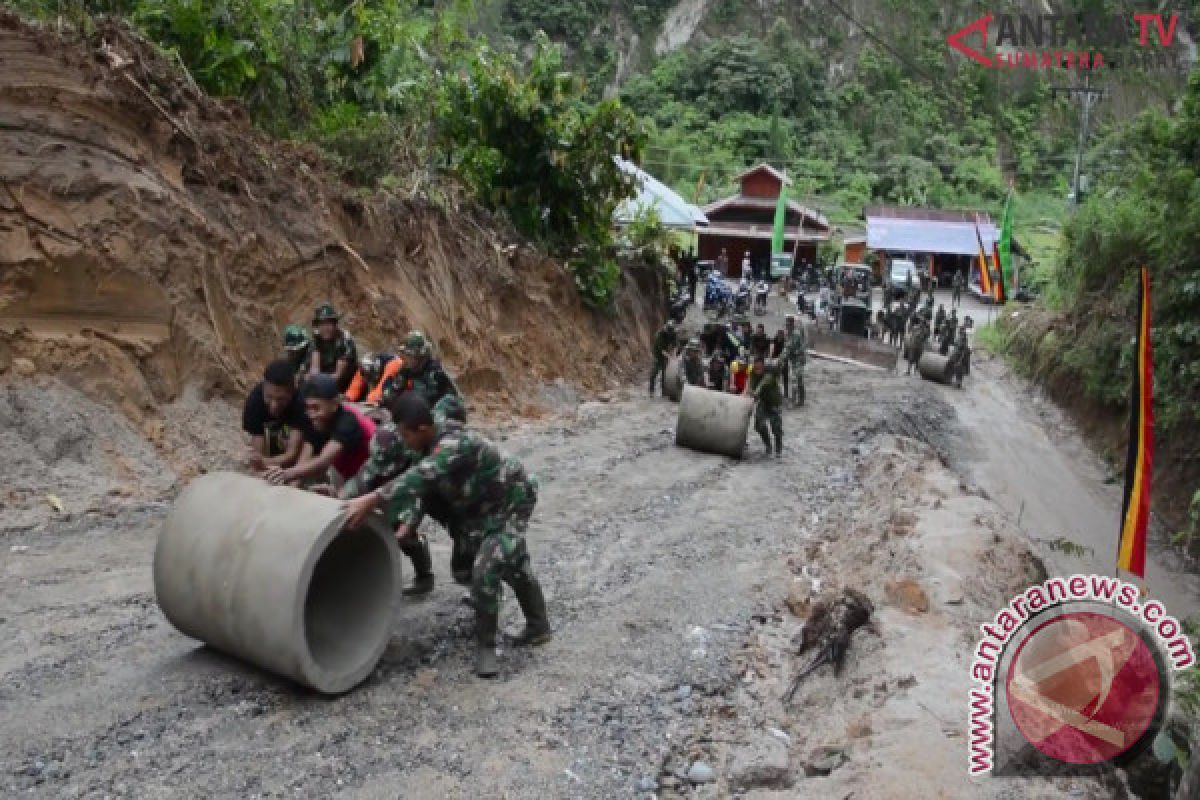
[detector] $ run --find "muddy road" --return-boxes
[2,311,1194,798]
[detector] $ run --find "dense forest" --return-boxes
[7,0,1199,531]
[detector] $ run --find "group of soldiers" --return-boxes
[888,291,972,386]
[651,313,808,457]
[242,303,551,678]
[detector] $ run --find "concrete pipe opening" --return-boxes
[155,472,401,695]
[303,526,396,681]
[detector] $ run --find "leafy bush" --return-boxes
[436,35,645,307]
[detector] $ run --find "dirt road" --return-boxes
[2,308,1191,798]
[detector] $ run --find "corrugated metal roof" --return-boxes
[865,207,997,256]
[612,157,709,229]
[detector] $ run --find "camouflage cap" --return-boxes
[283,324,310,351]
[313,303,339,323]
[403,330,431,357]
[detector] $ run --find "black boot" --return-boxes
[475,610,500,678]
[509,576,552,646]
[398,536,435,596]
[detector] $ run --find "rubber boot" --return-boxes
[475,611,500,678]
[398,536,435,596]
[509,576,552,646]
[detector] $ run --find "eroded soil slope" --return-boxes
[0,13,662,511]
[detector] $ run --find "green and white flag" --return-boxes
[771,171,789,255]
[998,190,1014,291]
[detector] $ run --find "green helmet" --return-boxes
[403,330,431,358]
[313,303,339,324]
[283,324,310,352]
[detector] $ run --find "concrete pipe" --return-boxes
[154,472,401,694]
[675,385,755,459]
[663,356,685,402]
[917,351,954,384]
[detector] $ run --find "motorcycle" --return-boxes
[753,281,770,315]
[703,275,733,319]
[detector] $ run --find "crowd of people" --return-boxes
[241,303,551,678]
[650,312,807,458]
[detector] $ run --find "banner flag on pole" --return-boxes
[1117,266,1154,578]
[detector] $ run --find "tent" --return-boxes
[613,157,709,230]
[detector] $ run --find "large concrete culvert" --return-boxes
[674,385,754,458]
[154,472,401,694]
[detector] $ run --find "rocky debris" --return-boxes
[686,761,715,784]
[802,745,846,777]
[728,732,791,790]
[884,578,929,614]
[635,775,658,793]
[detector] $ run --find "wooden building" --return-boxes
[697,164,831,275]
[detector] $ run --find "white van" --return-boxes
[886,258,917,299]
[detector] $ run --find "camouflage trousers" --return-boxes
[754,405,783,453]
[470,475,540,615]
[786,358,805,405]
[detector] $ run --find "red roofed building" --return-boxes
[697,164,832,276]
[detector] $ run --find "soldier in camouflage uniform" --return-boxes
[340,394,470,595]
[682,338,705,387]
[746,355,784,457]
[366,394,551,678]
[905,316,930,376]
[282,324,312,381]
[381,330,459,408]
[781,315,807,407]
[649,319,678,395]
[950,324,971,388]
[310,304,359,393]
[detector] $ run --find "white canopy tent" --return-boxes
[612,157,709,230]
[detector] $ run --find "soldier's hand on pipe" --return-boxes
[344,491,380,529]
[395,523,416,542]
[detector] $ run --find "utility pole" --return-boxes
[1052,72,1105,207]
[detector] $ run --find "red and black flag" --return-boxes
[1117,267,1154,578]
[990,241,1007,304]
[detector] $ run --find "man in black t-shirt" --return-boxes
[243,360,309,473]
[264,374,374,488]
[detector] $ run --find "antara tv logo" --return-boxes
[947,11,1187,71]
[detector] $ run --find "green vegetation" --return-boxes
[620,14,1074,218]
[11,0,643,308]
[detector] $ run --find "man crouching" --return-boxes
[348,394,551,677]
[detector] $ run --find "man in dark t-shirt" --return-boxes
[243,360,308,472]
[264,374,375,487]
